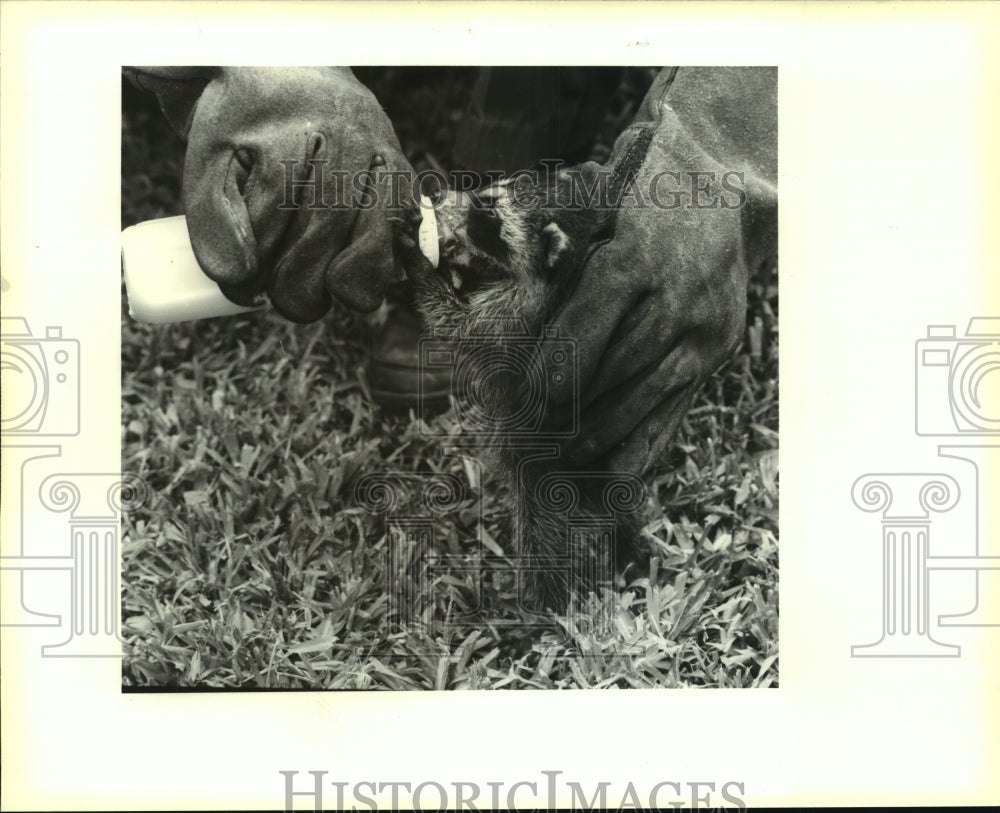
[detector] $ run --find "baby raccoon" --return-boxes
[396,170,643,613]
[414,173,598,337]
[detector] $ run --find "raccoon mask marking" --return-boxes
[416,174,593,339]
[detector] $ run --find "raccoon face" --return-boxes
[433,179,573,301]
[435,183,530,293]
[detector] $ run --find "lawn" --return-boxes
[121,68,778,690]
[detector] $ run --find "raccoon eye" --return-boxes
[473,198,498,217]
[467,201,510,264]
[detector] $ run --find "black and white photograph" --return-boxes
[3,2,998,810]
[120,65,779,690]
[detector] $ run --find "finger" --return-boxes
[550,165,744,409]
[183,147,262,290]
[323,205,401,313]
[605,381,700,474]
[181,76,264,291]
[547,243,665,409]
[559,341,704,470]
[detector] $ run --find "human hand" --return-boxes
[124,66,413,322]
[551,67,778,473]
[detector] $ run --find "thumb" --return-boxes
[182,139,265,297]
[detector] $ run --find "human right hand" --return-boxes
[125,66,414,322]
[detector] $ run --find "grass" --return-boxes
[120,69,778,690]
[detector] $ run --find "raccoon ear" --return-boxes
[541,222,571,271]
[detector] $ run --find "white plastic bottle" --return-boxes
[121,198,439,323]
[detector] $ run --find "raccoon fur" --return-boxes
[396,170,644,612]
